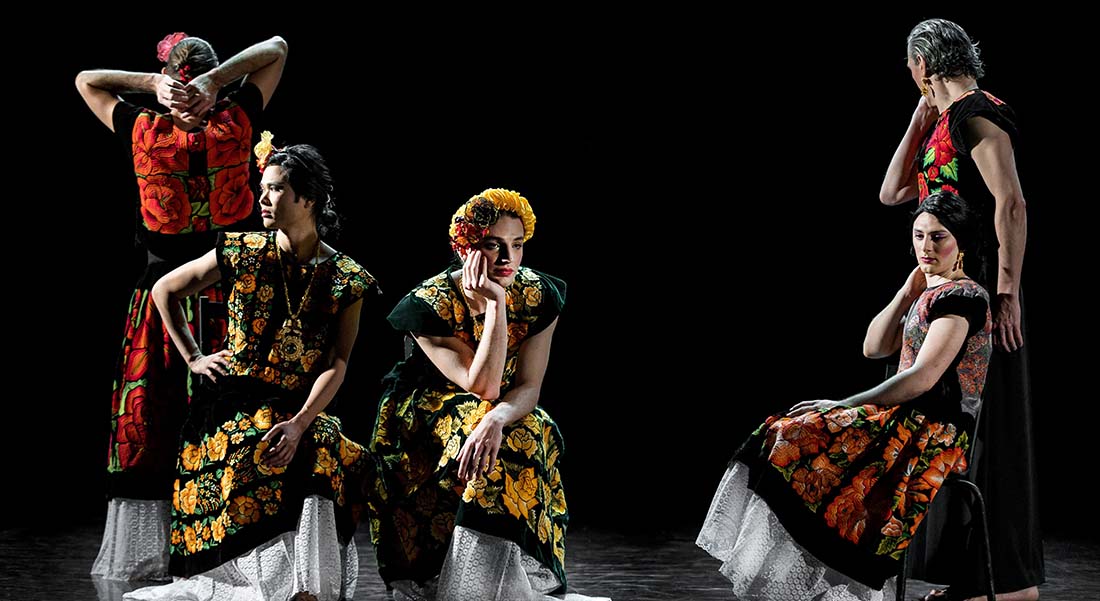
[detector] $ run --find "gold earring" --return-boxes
[953,251,965,272]
[922,77,935,98]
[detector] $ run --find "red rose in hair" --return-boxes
[211,166,254,226]
[139,176,191,233]
[157,32,188,62]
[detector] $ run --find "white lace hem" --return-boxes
[123,495,357,601]
[697,462,896,601]
[91,498,171,581]
[391,526,609,601]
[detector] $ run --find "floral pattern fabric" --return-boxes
[166,231,377,576]
[117,83,262,234]
[368,267,569,589]
[730,279,991,588]
[216,231,376,391]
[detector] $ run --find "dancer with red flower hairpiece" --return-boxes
[76,33,287,582]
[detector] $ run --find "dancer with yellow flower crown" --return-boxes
[77,32,287,582]
[368,191,608,600]
[126,136,376,601]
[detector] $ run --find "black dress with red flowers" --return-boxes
[105,83,263,501]
[698,280,991,597]
[909,90,1044,595]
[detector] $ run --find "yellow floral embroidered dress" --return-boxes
[167,231,375,576]
[368,266,568,590]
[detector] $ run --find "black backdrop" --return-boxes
[8,9,1090,541]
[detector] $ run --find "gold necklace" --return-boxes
[271,236,321,363]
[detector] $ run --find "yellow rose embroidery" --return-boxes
[314,447,337,477]
[339,438,362,465]
[243,233,266,248]
[230,496,261,525]
[181,443,205,471]
[523,286,541,306]
[257,285,275,302]
[501,468,540,520]
[183,525,202,554]
[538,510,552,543]
[236,273,256,294]
[179,480,199,514]
[506,428,538,458]
[211,516,226,542]
[206,431,229,462]
[252,408,272,430]
[220,466,235,500]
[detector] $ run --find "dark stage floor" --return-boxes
[0,524,1095,600]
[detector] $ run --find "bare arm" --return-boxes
[880,97,939,206]
[414,298,508,400]
[414,256,508,399]
[457,318,558,482]
[262,298,363,467]
[75,70,186,131]
[792,314,970,415]
[189,36,288,112]
[968,116,1027,351]
[150,250,224,370]
[863,267,926,359]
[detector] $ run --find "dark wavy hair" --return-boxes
[165,37,220,82]
[907,19,985,80]
[265,145,342,238]
[912,190,985,281]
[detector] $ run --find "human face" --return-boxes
[258,166,311,230]
[476,214,525,287]
[906,53,926,92]
[912,211,960,277]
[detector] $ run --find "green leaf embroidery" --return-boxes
[923,146,936,167]
[941,158,959,181]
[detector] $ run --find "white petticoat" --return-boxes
[391,526,610,601]
[697,462,896,601]
[91,498,172,581]
[123,495,357,601]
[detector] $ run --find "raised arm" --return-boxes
[75,69,188,131]
[968,116,1027,352]
[414,252,509,399]
[188,36,288,114]
[150,250,226,375]
[863,266,926,359]
[262,298,364,468]
[880,96,939,206]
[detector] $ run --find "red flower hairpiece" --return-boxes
[156,32,188,63]
[177,64,192,83]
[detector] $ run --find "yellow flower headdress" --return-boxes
[253,131,283,171]
[448,189,536,252]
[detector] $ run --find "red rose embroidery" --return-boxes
[208,107,252,168]
[211,166,254,226]
[133,114,187,175]
[139,176,192,233]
